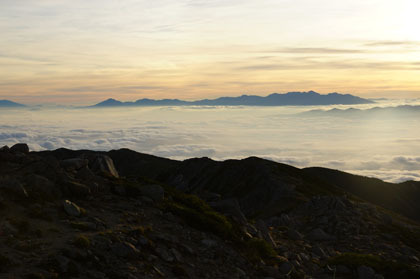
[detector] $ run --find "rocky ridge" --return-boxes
[0,144,419,279]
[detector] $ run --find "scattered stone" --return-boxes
[279,262,293,275]
[63,200,82,217]
[357,265,376,279]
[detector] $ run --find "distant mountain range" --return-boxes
[92,91,374,107]
[302,105,420,117]
[0,100,25,107]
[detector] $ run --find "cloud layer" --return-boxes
[1,102,420,183]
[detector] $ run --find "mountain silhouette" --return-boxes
[92,91,374,107]
[0,100,25,107]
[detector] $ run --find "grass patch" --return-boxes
[244,238,277,263]
[73,234,91,248]
[328,253,420,278]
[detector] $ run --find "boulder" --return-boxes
[60,158,89,171]
[209,198,247,225]
[0,177,28,198]
[90,155,119,178]
[63,200,82,217]
[10,143,29,154]
[24,174,61,200]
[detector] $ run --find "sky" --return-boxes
[1,0,420,104]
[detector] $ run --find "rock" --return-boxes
[357,265,376,279]
[287,229,303,240]
[307,228,333,241]
[65,181,91,197]
[0,145,9,152]
[279,262,293,275]
[90,155,119,178]
[381,213,393,225]
[25,174,61,200]
[155,246,174,262]
[0,177,28,198]
[10,143,29,154]
[261,266,282,278]
[140,184,164,202]
[111,241,140,259]
[256,219,277,248]
[63,200,82,217]
[60,158,89,171]
[311,246,327,258]
[336,265,351,274]
[201,238,218,248]
[209,198,247,225]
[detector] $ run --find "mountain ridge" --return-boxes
[92,91,374,107]
[0,100,25,107]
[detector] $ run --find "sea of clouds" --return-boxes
[1,101,420,183]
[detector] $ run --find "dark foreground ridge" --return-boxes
[92,91,373,107]
[1,144,419,278]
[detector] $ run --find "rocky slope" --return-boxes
[0,144,419,279]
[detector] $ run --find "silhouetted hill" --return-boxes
[0,100,25,107]
[303,167,420,222]
[91,91,373,107]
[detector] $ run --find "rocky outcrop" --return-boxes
[0,145,419,279]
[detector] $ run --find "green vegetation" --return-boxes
[164,186,277,263]
[244,238,277,262]
[73,234,91,248]
[328,253,420,278]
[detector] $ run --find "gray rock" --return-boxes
[0,177,28,198]
[336,265,351,274]
[311,246,327,258]
[287,229,303,240]
[307,228,333,241]
[140,184,164,202]
[201,238,218,248]
[256,219,277,248]
[25,174,61,200]
[90,155,119,178]
[63,200,82,217]
[279,262,293,275]
[155,246,174,262]
[65,181,91,197]
[111,241,140,259]
[61,158,89,171]
[10,143,29,154]
[357,265,376,279]
[209,198,247,225]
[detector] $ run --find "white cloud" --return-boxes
[0,105,419,183]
